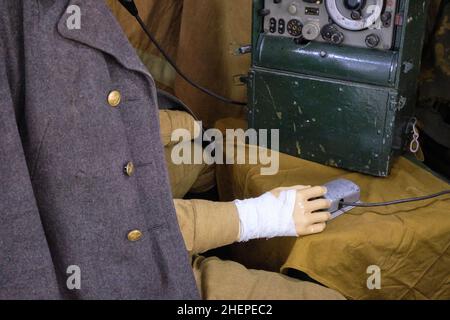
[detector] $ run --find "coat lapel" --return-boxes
[57,0,152,79]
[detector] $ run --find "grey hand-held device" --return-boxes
[324,179,361,220]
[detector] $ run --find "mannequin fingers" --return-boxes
[308,222,327,235]
[307,211,332,224]
[298,186,327,201]
[305,199,332,212]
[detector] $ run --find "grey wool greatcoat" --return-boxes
[0,0,200,299]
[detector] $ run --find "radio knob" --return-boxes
[365,34,380,48]
[288,3,298,15]
[302,22,321,41]
[351,10,362,20]
[331,32,344,44]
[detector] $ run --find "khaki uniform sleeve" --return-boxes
[174,199,240,255]
[159,110,200,147]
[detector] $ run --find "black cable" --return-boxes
[134,15,247,106]
[341,190,450,208]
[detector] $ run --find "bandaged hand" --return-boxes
[234,186,331,242]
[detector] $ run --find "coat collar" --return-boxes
[57,0,152,79]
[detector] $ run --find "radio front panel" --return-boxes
[263,0,398,50]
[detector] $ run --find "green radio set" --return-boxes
[247,0,429,176]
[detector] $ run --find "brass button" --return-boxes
[124,162,135,177]
[127,230,143,242]
[108,90,121,107]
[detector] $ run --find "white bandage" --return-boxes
[234,190,298,242]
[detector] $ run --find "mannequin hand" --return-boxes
[271,186,332,236]
[235,185,331,242]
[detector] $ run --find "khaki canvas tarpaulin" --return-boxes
[107,0,183,90]
[173,0,250,127]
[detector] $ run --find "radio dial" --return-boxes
[325,0,384,31]
[288,3,298,15]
